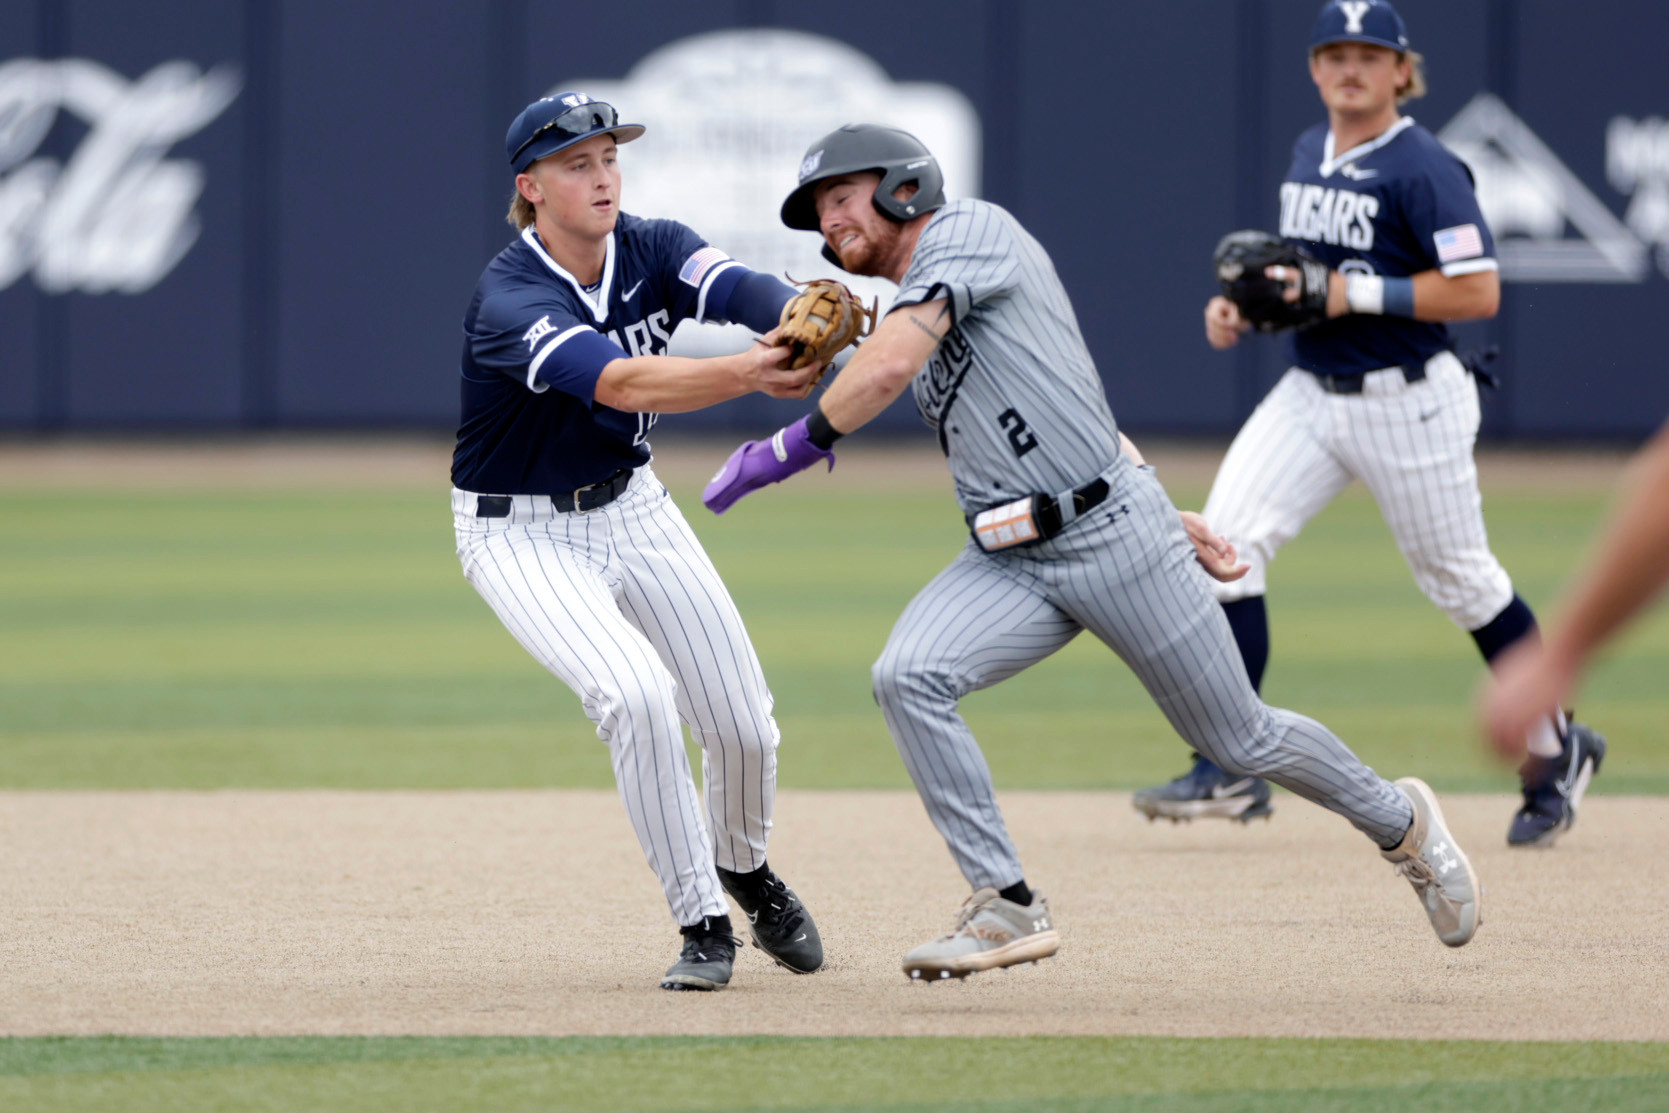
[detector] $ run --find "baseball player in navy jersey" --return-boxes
[1134,0,1606,849]
[702,123,1480,980]
[452,92,827,991]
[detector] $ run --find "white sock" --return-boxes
[1525,710,1566,759]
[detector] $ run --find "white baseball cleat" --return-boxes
[902,888,1060,981]
[1380,777,1480,947]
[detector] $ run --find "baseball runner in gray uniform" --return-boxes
[702,124,1481,979]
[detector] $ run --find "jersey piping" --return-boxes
[695,260,741,323]
[527,324,597,392]
[1320,115,1417,178]
[520,225,616,322]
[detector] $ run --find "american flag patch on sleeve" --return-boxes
[1434,224,1485,263]
[678,246,731,288]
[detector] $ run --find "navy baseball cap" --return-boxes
[1310,0,1410,52]
[506,92,644,173]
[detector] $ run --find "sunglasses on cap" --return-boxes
[511,101,622,167]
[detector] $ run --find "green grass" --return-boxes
[2,475,1666,792]
[2,1036,1666,1113]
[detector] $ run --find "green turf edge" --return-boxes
[2,1035,1668,1113]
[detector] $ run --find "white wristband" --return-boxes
[1346,273,1385,315]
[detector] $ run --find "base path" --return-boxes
[2,790,1662,1041]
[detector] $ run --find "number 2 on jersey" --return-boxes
[998,408,1038,458]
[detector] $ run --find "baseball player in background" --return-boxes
[1480,419,1669,755]
[1134,0,1606,848]
[703,123,1481,979]
[451,93,828,991]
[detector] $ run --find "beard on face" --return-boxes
[831,223,892,276]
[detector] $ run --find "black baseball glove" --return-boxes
[1213,230,1330,332]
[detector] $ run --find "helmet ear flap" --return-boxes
[871,158,945,223]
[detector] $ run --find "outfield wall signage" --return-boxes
[0,57,240,295]
[1439,94,1660,284]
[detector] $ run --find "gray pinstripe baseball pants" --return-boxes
[873,456,1413,890]
[453,466,775,926]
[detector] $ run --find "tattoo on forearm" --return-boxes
[907,313,944,342]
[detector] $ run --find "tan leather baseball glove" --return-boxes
[777,278,877,391]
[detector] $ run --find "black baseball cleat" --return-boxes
[660,915,739,991]
[1132,754,1274,823]
[717,865,824,974]
[1509,721,1606,848]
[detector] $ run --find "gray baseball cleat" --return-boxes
[717,865,824,974]
[902,888,1060,982]
[660,916,740,991]
[1380,777,1480,947]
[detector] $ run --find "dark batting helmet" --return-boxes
[780,124,946,250]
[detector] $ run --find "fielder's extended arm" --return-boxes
[594,341,810,413]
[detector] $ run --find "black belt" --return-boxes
[475,467,636,518]
[1308,361,1428,395]
[1040,477,1111,534]
[966,476,1111,536]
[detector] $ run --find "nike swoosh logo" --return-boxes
[1557,739,1584,793]
[1210,778,1256,798]
[1419,408,1441,422]
[623,279,644,300]
[747,910,759,924]
[1340,164,1379,180]
[794,934,807,942]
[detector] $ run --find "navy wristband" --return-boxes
[1382,276,1415,318]
[1345,273,1417,318]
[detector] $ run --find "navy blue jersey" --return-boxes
[1278,118,1497,375]
[452,213,784,494]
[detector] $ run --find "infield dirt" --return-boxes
[4,789,1665,1041]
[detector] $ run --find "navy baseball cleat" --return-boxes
[1132,754,1274,823]
[1509,721,1606,848]
[717,865,824,974]
[661,915,740,991]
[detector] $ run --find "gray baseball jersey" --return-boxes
[895,200,1121,512]
[874,200,1416,890]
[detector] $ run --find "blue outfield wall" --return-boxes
[1,0,1666,440]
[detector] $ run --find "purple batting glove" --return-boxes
[702,415,835,514]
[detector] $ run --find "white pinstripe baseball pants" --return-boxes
[452,465,777,926]
[1204,352,1514,630]
[873,456,1413,890]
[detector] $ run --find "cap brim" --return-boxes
[1311,33,1407,51]
[515,124,646,172]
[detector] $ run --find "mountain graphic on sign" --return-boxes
[1438,93,1648,283]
